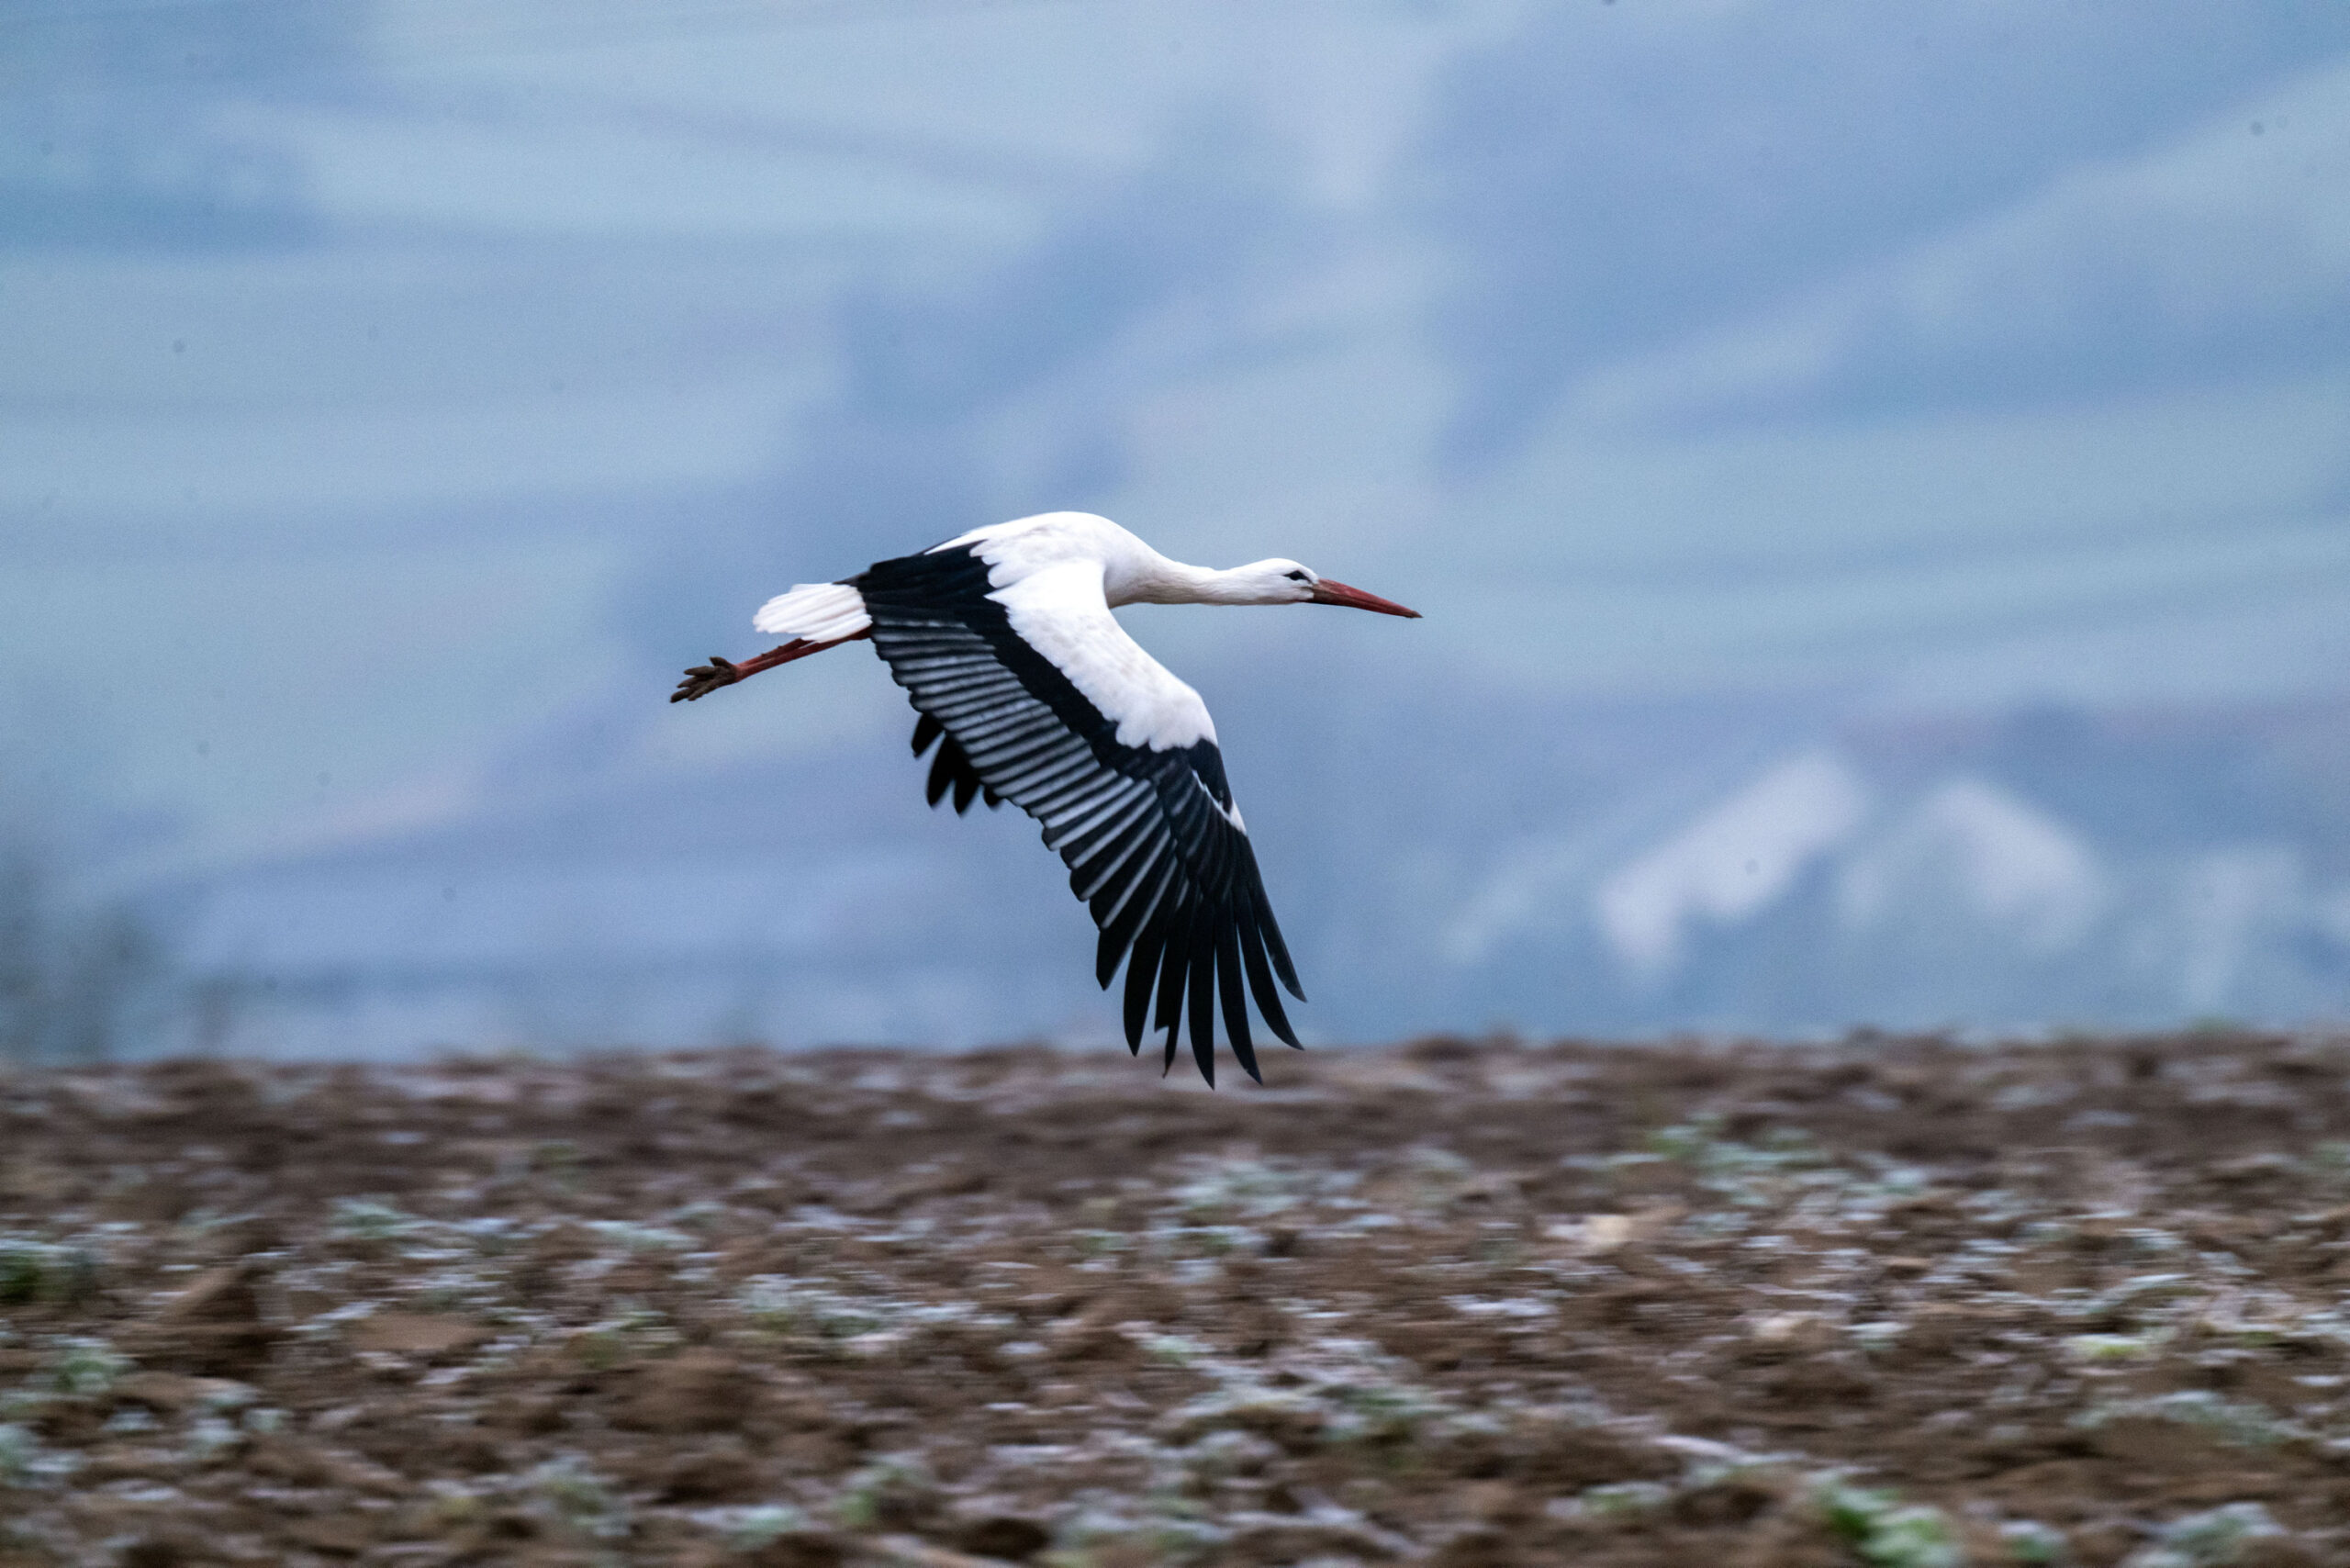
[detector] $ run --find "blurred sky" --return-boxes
[6,0,2350,886]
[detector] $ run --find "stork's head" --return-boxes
[1225,558,1421,616]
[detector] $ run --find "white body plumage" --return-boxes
[755,511,1312,752]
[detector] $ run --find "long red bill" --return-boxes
[1309,578,1421,618]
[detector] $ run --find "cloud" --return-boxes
[1422,0,2350,460]
[1571,58,2350,425]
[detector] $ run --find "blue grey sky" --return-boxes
[6,0,2348,890]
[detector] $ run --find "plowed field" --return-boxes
[6,1033,2350,1566]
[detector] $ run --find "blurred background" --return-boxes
[5,0,2350,1059]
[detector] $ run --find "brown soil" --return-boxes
[6,1032,2350,1566]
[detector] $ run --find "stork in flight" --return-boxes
[669,511,1419,1085]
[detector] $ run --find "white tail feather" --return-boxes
[753,582,871,642]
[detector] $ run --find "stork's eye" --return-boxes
[1284,569,1310,583]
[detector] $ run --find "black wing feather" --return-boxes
[1215,921,1258,1083]
[1237,901,1301,1050]
[1124,913,1166,1053]
[1254,885,1304,1001]
[912,716,1001,813]
[1186,902,1218,1085]
[924,740,957,807]
[1155,923,1191,1051]
[1093,850,1170,988]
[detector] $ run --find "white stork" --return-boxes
[670,510,1419,1084]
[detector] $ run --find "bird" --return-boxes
[669,510,1419,1085]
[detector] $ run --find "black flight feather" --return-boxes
[1237,901,1301,1049]
[1254,884,1304,1002]
[1186,902,1218,1086]
[1123,913,1165,1053]
[1216,920,1259,1082]
[1155,906,1191,1047]
[924,741,957,807]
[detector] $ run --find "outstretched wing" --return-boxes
[858,543,1304,1085]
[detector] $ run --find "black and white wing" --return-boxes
[857,543,1304,1084]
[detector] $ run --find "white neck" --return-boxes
[1111,554,1252,606]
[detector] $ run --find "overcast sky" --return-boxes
[6,0,2349,880]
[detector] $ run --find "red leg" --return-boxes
[669,627,871,702]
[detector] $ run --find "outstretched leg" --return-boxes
[669,628,871,702]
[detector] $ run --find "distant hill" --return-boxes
[162,680,2350,1055]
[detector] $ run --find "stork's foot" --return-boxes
[670,655,741,703]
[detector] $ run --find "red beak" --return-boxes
[1308,578,1421,618]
